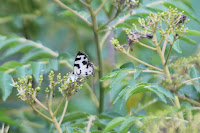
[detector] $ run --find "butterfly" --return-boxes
[72,51,94,78]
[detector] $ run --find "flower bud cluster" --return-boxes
[14,71,85,103]
[111,7,190,52]
[161,53,200,92]
[170,53,200,75]
[58,73,84,96]
[124,30,153,50]
[111,0,139,11]
[161,74,182,92]
[146,7,189,39]
[13,75,37,103]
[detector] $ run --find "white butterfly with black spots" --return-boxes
[72,51,94,78]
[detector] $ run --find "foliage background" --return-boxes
[0,0,200,132]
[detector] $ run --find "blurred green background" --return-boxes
[0,0,200,132]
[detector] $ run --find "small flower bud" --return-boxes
[161,12,165,17]
[40,75,43,79]
[36,87,41,92]
[28,83,32,88]
[50,70,54,75]
[29,76,32,80]
[45,88,49,93]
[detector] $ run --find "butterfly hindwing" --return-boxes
[73,51,94,77]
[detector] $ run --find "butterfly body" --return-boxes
[73,51,94,78]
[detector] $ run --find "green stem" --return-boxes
[59,97,69,125]
[54,0,92,26]
[86,1,104,113]
[78,0,90,7]
[48,84,62,133]
[98,9,120,31]
[119,48,163,72]
[30,104,53,122]
[135,40,156,51]
[153,24,184,119]
[153,27,171,80]
[52,117,62,133]
[100,13,131,49]
[94,31,104,113]
[54,95,67,116]
[182,77,200,85]
[128,69,164,75]
[34,97,48,111]
[174,95,184,119]
[164,44,173,66]
[176,93,200,106]
[94,0,107,15]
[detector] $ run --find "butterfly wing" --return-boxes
[73,51,94,77]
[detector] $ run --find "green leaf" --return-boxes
[65,127,73,133]
[176,0,195,12]
[150,85,174,99]
[0,71,13,101]
[31,62,46,83]
[110,70,128,89]
[93,121,106,129]
[103,117,126,133]
[1,42,34,59]
[115,23,132,29]
[0,37,20,50]
[49,58,58,71]
[145,86,167,103]
[71,122,86,128]
[16,66,32,78]
[145,7,163,12]
[91,131,102,133]
[113,86,130,104]
[124,83,150,102]
[120,62,134,70]
[97,114,112,120]
[172,40,182,53]
[189,66,200,92]
[110,82,124,101]
[123,83,168,103]
[59,10,90,19]
[21,49,53,63]
[0,67,8,71]
[186,30,200,36]
[180,36,196,45]
[100,70,119,81]
[0,116,21,127]
[119,116,138,133]
[124,18,138,24]
[61,112,89,124]
[134,68,142,79]
[0,61,23,70]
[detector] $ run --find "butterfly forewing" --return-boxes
[73,51,94,77]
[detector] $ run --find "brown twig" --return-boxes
[86,115,96,133]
